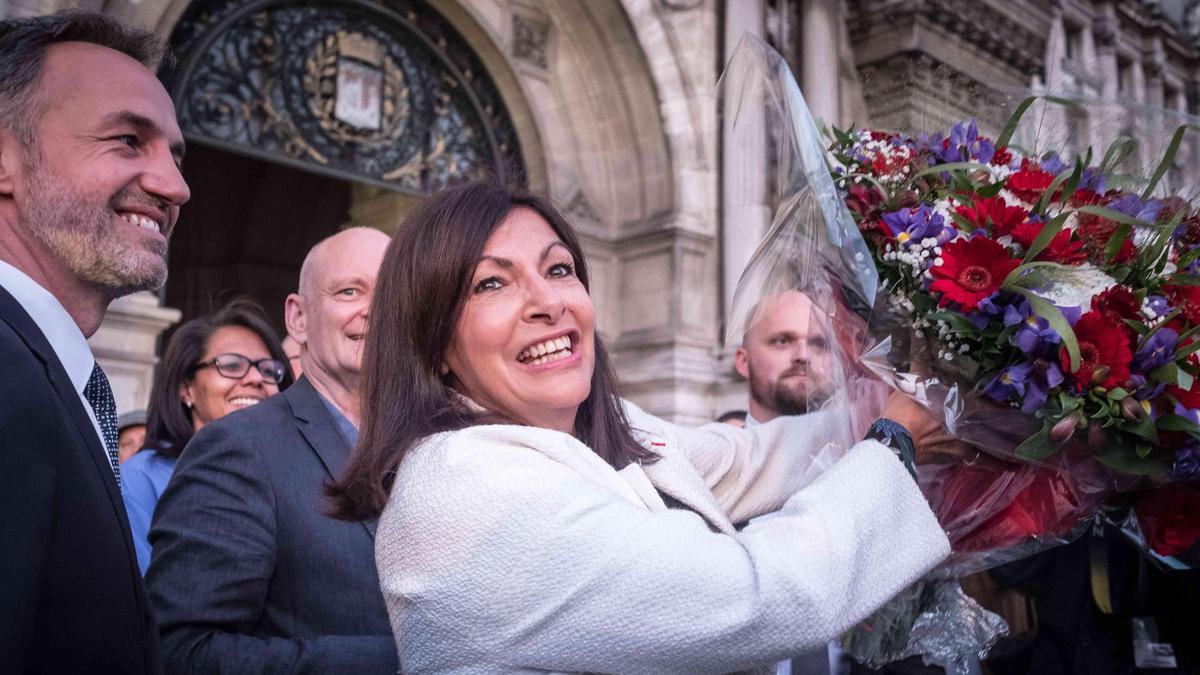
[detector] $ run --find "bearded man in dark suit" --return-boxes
[147,227,398,672]
[0,10,190,673]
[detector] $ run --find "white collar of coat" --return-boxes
[450,390,736,535]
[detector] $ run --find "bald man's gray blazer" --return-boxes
[145,375,396,673]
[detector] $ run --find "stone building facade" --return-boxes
[4,0,1198,422]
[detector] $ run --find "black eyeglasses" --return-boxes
[192,353,287,384]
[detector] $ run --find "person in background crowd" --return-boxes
[327,181,964,673]
[121,298,291,574]
[0,10,189,672]
[735,289,835,423]
[716,409,747,428]
[282,333,303,378]
[736,290,850,675]
[147,227,396,672]
[117,409,148,463]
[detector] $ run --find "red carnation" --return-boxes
[930,237,1020,312]
[1061,311,1134,390]
[1010,220,1087,264]
[1135,486,1200,557]
[955,196,1028,237]
[1164,285,1200,327]
[1006,160,1057,204]
[1091,286,1141,323]
[1069,189,1104,208]
[991,146,1013,166]
[1077,212,1137,264]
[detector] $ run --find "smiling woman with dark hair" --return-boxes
[329,181,955,673]
[122,298,292,573]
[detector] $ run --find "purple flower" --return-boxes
[1172,446,1200,481]
[1003,300,1079,356]
[1079,167,1107,192]
[1107,193,1163,224]
[881,205,955,246]
[1132,327,1178,373]
[1040,155,1069,176]
[933,119,996,165]
[984,358,1064,413]
[985,362,1032,401]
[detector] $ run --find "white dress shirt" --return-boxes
[0,259,109,458]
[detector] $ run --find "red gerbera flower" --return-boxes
[1061,311,1134,390]
[1165,285,1200,327]
[930,237,1020,312]
[955,196,1028,237]
[1091,286,1141,323]
[1069,189,1104,208]
[1076,212,1137,264]
[1006,160,1057,205]
[991,146,1013,166]
[1010,220,1087,264]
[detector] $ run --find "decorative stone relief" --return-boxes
[511,12,549,70]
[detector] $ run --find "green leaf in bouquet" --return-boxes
[1034,169,1074,215]
[1178,247,1200,271]
[1140,208,1187,275]
[976,182,1006,199]
[1122,319,1150,335]
[1057,155,1085,206]
[1157,413,1200,434]
[1121,414,1160,444]
[1099,136,1136,175]
[1011,287,1081,371]
[1107,387,1130,401]
[1060,392,1084,414]
[1104,221,1132,264]
[1150,363,1180,385]
[995,95,1079,150]
[1023,212,1071,262]
[1136,442,1153,459]
[1093,440,1166,476]
[1141,124,1200,200]
[1137,308,1181,350]
[1014,425,1057,460]
[907,161,991,185]
[1175,339,1200,361]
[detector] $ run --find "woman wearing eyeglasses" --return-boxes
[122,298,294,574]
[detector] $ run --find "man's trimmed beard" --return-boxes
[22,157,168,297]
[749,365,830,417]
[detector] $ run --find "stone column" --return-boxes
[88,292,181,416]
[800,0,839,124]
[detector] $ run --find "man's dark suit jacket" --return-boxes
[0,285,161,674]
[146,375,397,673]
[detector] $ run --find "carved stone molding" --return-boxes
[511,12,550,70]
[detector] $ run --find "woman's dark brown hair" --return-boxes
[328,180,655,521]
[143,298,294,458]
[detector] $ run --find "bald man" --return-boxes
[146,228,396,673]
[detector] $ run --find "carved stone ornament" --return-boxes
[511,13,549,69]
[163,0,525,193]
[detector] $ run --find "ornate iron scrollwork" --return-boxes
[164,0,524,192]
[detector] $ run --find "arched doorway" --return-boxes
[160,0,526,329]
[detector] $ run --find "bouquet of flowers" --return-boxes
[719,34,1200,672]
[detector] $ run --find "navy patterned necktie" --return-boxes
[83,363,122,489]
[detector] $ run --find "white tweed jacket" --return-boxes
[375,402,950,674]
